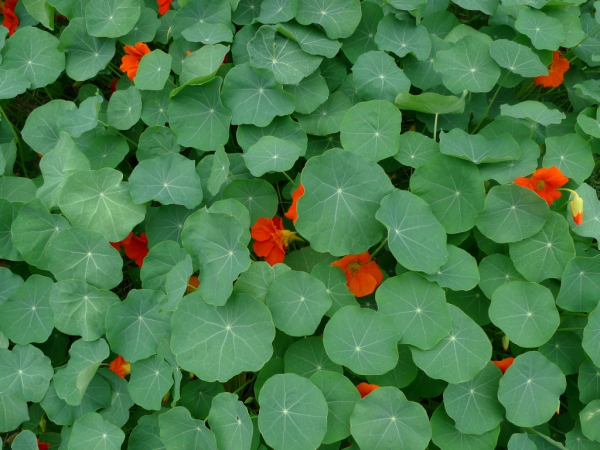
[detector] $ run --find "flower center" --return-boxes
[280,230,299,247]
[535,180,546,191]
[347,260,361,274]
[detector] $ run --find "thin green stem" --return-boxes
[0,105,28,177]
[98,120,138,147]
[43,87,54,100]
[282,171,294,183]
[433,113,439,141]
[524,428,564,448]
[472,72,509,134]
[232,375,256,395]
[370,238,388,260]
[557,327,585,331]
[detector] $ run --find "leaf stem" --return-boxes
[471,72,510,134]
[433,114,439,141]
[523,428,564,448]
[232,374,256,395]
[97,120,138,148]
[370,237,388,260]
[282,171,294,183]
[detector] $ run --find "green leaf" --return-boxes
[366,344,418,389]
[222,178,278,224]
[283,70,330,115]
[207,392,253,450]
[0,275,53,345]
[146,205,193,248]
[424,244,480,291]
[0,344,53,402]
[475,184,550,244]
[489,281,559,348]
[81,135,129,170]
[141,240,187,291]
[284,337,342,378]
[578,359,600,404]
[58,95,103,138]
[159,406,218,450]
[21,100,76,155]
[351,386,431,450]
[258,0,297,23]
[580,400,600,442]
[500,101,565,126]
[542,134,594,184]
[557,255,600,313]
[440,129,520,164]
[498,351,566,427]
[295,91,352,136]
[0,199,22,260]
[311,263,357,316]
[141,86,171,126]
[208,198,251,247]
[352,51,411,102]
[444,362,504,435]
[120,7,160,45]
[248,25,322,85]
[243,136,301,177]
[178,44,229,88]
[340,1,382,63]
[22,0,54,29]
[134,50,172,91]
[266,271,331,337]
[509,212,575,282]
[2,27,65,89]
[85,0,141,38]
[222,63,295,126]
[234,262,290,303]
[107,86,142,130]
[0,395,29,432]
[395,91,466,115]
[0,69,30,99]
[478,138,540,185]
[295,0,361,39]
[258,373,328,450]
[478,253,526,300]
[410,154,485,234]
[297,149,393,256]
[237,116,307,154]
[434,36,500,94]
[171,293,275,382]
[489,39,548,77]
[207,147,230,196]
[276,21,341,58]
[375,14,431,61]
[394,131,439,168]
[181,379,225,421]
[411,304,492,384]
[70,412,125,450]
[0,267,23,306]
[377,272,452,350]
[583,304,600,367]
[128,355,173,410]
[376,189,448,274]
[507,433,537,450]
[11,198,70,270]
[323,306,400,375]
[182,22,233,44]
[538,331,586,376]
[137,126,181,161]
[10,429,38,450]
[431,405,500,450]
[59,168,146,242]
[515,8,564,50]
[54,338,109,406]
[339,100,401,162]
[50,280,118,341]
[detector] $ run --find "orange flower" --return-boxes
[2,0,19,36]
[109,77,119,94]
[492,357,515,374]
[110,232,133,251]
[251,217,299,266]
[158,0,172,15]
[331,252,383,297]
[534,51,569,88]
[37,440,50,450]
[124,233,148,267]
[356,382,380,398]
[109,355,131,378]
[120,43,151,81]
[187,275,200,293]
[514,166,568,205]
[284,184,304,225]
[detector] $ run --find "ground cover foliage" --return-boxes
[3,0,600,449]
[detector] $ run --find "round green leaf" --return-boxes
[446,287,491,327]
[234,261,290,303]
[489,39,548,77]
[0,69,30,99]
[50,280,119,341]
[46,227,123,290]
[339,100,402,162]
[85,0,141,38]
[97,368,134,428]
[70,412,125,450]
[120,7,160,45]
[159,406,218,450]
[82,135,129,170]
[137,125,180,161]
[424,244,480,291]
[182,22,233,45]
[284,337,342,378]
[222,63,295,126]
[171,293,275,382]
[394,131,440,168]
[107,86,142,130]
[584,304,600,368]
[538,331,586,376]
[283,69,330,115]
[410,154,486,234]
[542,134,594,184]
[340,1,382,63]
[475,184,550,244]
[0,344,53,402]
[444,362,504,435]
[0,394,28,432]
[134,49,172,91]
[258,373,328,450]
[478,253,526,300]
[180,379,225,420]
[178,44,229,87]
[10,429,37,450]
[431,405,500,450]
[59,168,146,242]
[21,100,76,155]
[498,351,566,427]
[366,344,418,390]
[376,272,452,350]
[295,0,361,39]
[515,8,564,51]
[0,275,53,345]
[105,289,172,363]
[350,386,431,450]
[295,91,352,136]
[237,115,307,154]
[375,13,431,61]
[376,189,448,274]
[579,359,600,404]
[266,271,331,337]
[311,263,358,316]
[207,392,253,450]
[258,0,297,23]
[297,148,393,256]
[352,51,411,102]
[128,355,173,411]
[0,267,23,306]
[557,255,600,313]
[323,306,400,375]
[507,433,537,450]
[276,21,341,58]
[411,304,492,384]
[489,281,559,348]
[440,129,520,164]
[222,178,278,224]
[566,421,600,450]
[243,136,301,177]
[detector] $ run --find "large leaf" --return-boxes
[69,412,125,449]
[85,0,141,38]
[375,13,431,61]
[295,0,361,39]
[207,392,254,450]
[0,344,53,402]
[159,407,218,450]
[556,255,600,313]
[583,304,600,367]
[515,8,564,50]
[128,355,173,411]
[352,51,411,102]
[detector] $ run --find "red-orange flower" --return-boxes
[492,357,515,374]
[109,77,119,94]
[110,232,149,267]
[158,0,172,15]
[356,382,380,398]
[534,51,569,88]
[110,232,133,251]
[120,43,151,81]
[331,252,383,297]
[37,440,50,450]
[2,0,19,36]
[514,166,568,205]
[109,355,131,378]
[251,217,299,266]
[284,184,304,225]
[187,275,200,293]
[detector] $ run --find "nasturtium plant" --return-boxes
[2,0,600,447]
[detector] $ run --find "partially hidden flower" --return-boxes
[492,357,515,374]
[560,188,584,225]
[2,0,19,36]
[157,0,172,15]
[37,440,50,450]
[284,183,304,225]
[534,51,569,88]
[187,275,200,293]
[514,166,568,205]
[110,232,149,267]
[331,252,383,298]
[356,382,380,398]
[502,335,510,352]
[110,232,133,251]
[109,77,119,94]
[120,43,151,81]
[109,355,131,378]
[162,390,171,404]
[251,217,299,266]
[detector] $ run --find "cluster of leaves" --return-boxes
[4,0,600,449]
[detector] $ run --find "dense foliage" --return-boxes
[2,0,600,449]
